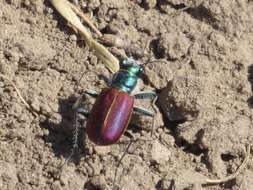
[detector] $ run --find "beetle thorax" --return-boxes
[111,59,141,93]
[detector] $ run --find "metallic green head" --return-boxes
[111,58,142,93]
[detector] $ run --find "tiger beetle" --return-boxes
[73,58,156,146]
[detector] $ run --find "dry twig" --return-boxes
[203,145,251,186]
[0,74,38,117]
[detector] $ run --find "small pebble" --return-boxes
[159,177,175,189]
[100,34,128,48]
[88,175,107,190]
[87,0,100,9]
[84,163,94,177]
[48,112,62,124]
[151,140,171,165]
[160,133,175,146]
[51,181,61,190]
[72,0,78,5]
[45,7,53,14]
[30,99,41,113]
[93,146,111,155]
[23,0,30,6]
[40,103,52,116]
[126,44,144,58]
[69,34,77,42]
[143,0,157,9]
[26,17,35,25]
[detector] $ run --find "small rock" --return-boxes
[151,140,171,165]
[51,181,61,190]
[59,166,86,188]
[160,133,175,146]
[71,0,78,6]
[48,112,62,124]
[34,0,44,14]
[158,75,205,121]
[30,99,41,113]
[69,34,77,42]
[143,0,157,9]
[23,0,30,6]
[45,7,53,14]
[17,171,29,184]
[87,175,107,190]
[159,177,175,189]
[100,34,128,48]
[125,44,144,58]
[159,2,173,13]
[26,17,36,25]
[6,0,18,5]
[3,49,21,62]
[105,20,125,34]
[91,158,103,176]
[93,146,112,155]
[87,0,100,9]
[85,163,95,177]
[40,101,52,115]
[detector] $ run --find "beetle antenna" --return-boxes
[151,96,158,137]
[141,57,168,67]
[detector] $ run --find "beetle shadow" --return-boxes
[39,95,87,164]
[247,64,253,108]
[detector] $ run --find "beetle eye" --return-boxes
[139,66,144,73]
[120,58,143,76]
[122,58,136,66]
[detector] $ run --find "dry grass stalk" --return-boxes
[204,144,251,185]
[51,0,119,73]
[0,74,38,117]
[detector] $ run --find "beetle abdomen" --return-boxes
[86,88,134,145]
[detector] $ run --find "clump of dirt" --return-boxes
[0,0,253,189]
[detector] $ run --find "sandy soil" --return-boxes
[0,0,253,189]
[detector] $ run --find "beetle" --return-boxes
[74,58,156,146]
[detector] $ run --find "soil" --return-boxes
[0,0,253,189]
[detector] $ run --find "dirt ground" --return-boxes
[0,0,253,189]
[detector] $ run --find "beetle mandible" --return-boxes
[75,58,156,146]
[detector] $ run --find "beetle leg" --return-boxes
[72,90,98,112]
[72,90,98,124]
[73,92,92,124]
[60,110,84,170]
[63,93,90,166]
[133,106,154,117]
[133,91,156,99]
[75,107,89,122]
[84,90,99,98]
